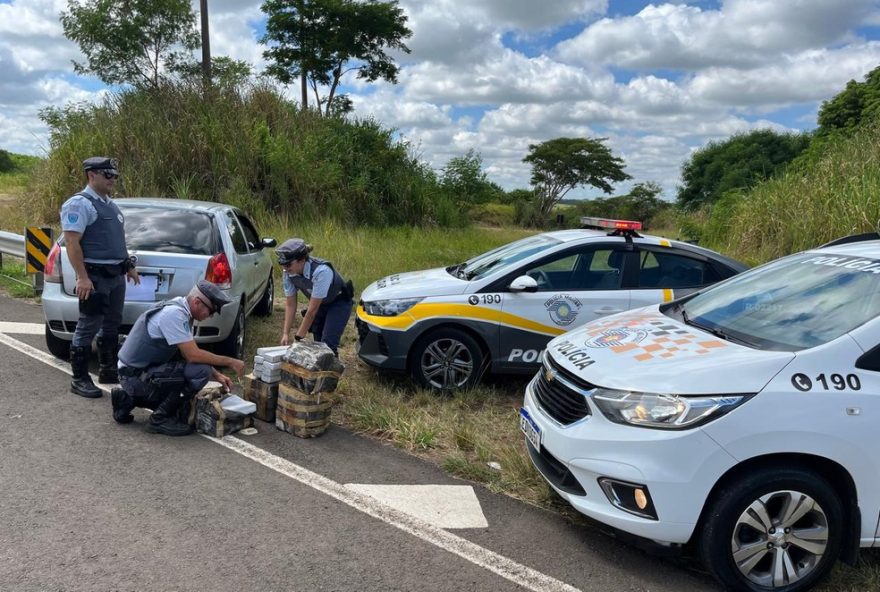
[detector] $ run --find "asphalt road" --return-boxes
[0,294,718,592]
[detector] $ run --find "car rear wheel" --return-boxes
[410,328,485,391]
[254,274,274,317]
[45,324,71,359]
[700,467,843,592]
[217,304,246,359]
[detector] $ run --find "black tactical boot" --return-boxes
[146,391,194,436]
[111,387,135,424]
[96,336,119,384]
[70,345,101,398]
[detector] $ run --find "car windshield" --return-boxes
[456,235,560,281]
[676,252,880,351]
[121,206,215,255]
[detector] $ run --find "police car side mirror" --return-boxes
[509,275,538,293]
[261,238,277,249]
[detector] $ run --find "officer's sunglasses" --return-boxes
[101,171,120,180]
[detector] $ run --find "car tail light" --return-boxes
[205,252,232,288]
[44,243,62,283]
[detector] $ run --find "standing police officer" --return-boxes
[276,238,353,355]
[113,280,246,436]
[61,157,139,398]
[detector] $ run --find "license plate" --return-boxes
[519,408,541,450]
[125,274,158,302]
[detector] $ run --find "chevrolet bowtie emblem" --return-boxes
[544,368,557,382]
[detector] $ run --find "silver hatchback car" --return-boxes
[42,198,276,360]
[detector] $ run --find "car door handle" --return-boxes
[593,307,623,314]
[254,261,259,266]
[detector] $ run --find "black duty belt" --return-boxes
[85,262,126,277]
[118,365,145,378]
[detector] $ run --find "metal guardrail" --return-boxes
[0,230,42,294]
[0,230,25,259]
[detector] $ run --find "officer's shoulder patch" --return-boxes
[67,213,79,224]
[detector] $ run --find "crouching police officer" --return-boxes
[111,280,246,436]
[276,238,353,355]
[61,156,140,398]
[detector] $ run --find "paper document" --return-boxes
[126,274,158,302]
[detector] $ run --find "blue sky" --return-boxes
[2,0,880,200]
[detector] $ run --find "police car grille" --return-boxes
[355,317,369,345]
[533,361,592,425]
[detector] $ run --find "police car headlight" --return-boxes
[363,297,423,317]
[591,389,748,429]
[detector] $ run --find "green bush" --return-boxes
[700,119,880,264]
[513,199,545,228]
[469,202,515,227]
[0,149,13,173]
[32,81,452,228]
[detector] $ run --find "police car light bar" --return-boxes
[580,217,643,231]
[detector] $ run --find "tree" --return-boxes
[171,56,253,88]
[440,150,500,206]
[676,129,810,210]
[61,0,199,89]
[523,137,631,216]
[0,149,14,173]
[575,182,670,227]
[817,65,880,135]
[261,0,411,115]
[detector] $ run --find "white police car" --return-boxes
[521,234,880,591]
[356,218,746,390]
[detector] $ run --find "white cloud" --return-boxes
[2,0,879,200]
[556,0,878,70]
[688,43,880,106]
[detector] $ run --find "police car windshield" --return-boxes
[459,235,560,281]
[678,252,880,351]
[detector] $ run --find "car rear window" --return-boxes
[121,206,216,255]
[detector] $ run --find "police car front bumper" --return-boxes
[522,375,738,545]
[355,314,409,371]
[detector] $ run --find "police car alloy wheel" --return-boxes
[700,467,842,592]
[411,328,484,390]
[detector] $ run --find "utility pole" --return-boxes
[200,0,211,84]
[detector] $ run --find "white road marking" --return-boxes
[0,332,582,592]
[344,484,489,529]
[0,321,44,335]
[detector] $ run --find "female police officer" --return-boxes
[276,239,353,355]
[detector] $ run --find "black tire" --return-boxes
[410,327,485,391]
[254,273,274,317]
[700,467,843,592]
[218,303,246,359]
[45,324,71,359]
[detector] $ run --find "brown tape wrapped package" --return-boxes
[275,341,345,438]
[242,373,279,423]
[188,386,254,437]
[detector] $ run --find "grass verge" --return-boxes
[0,259,35,298]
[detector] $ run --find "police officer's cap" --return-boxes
[275,238,311,265]
[82,157,119,176]
[196,279,232,312]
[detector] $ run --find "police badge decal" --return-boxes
[544,294,582,326]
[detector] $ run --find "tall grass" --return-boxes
[29,82,467,228]
[699,121,880,264]
[255,218,534,299]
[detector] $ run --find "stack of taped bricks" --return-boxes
[241,345,286,423]
[276,341,345,437]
